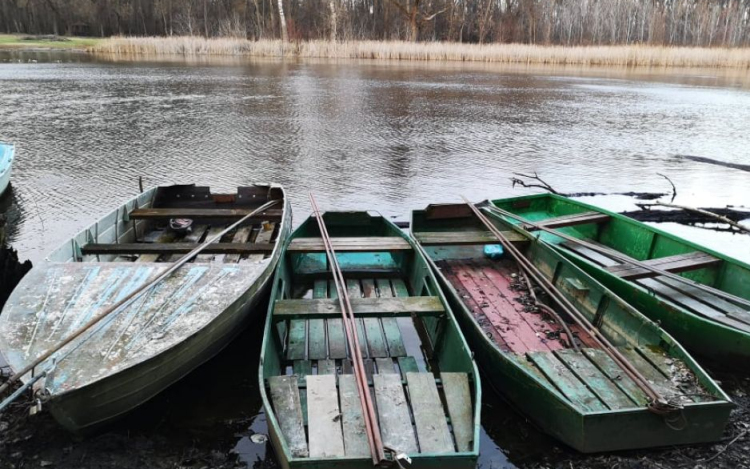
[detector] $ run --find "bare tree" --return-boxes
[277,0,288,41]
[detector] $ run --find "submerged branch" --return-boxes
[634,202,750,234]
[675,155,750,173]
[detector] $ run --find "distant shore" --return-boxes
[3,34,750,68]
[90,37,750,68]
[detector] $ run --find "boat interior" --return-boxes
[412,204,721,415]
[262,212,478,462]
[491,195,750,333]
[47,184,285,264]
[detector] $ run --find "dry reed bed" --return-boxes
[90,37,750,68]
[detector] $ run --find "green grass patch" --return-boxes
[0,34,101,49]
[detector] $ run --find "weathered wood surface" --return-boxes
[376,358,396,374]
[224,226,253,263]
[555,349,634,410]
[582,349,648,406]
[561,241,620,267]
[524,211,610,230]
[407,372,454,454]
[274,296,445,319]
[286,320,307,360]
[246,222,275,263]
[416,230,525,245]
[605,251,720,280]
[377,278,407,357]
[129,207,283,220]
[326,282,348,359]
[82,242,275,255]
[269,376,309,458]
[307,375,345,458]
[398,356,419,378]
[374,374,418,454]
[616,346,692,403]
[338,375,370,457]
[527,351,607,412]
[288,237,411,252]
[441,372,473,452]
[318,359,336,375]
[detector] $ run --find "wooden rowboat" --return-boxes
[0,184,290,432]
[490,193,750,368]
[0,142,14,197]
[411,203,732,453]
[260,211,480,469]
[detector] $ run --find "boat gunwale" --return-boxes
[258,211,482,466]
[0,142,14,178]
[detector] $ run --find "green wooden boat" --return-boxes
[490,193,750,368]
[259,211,481,469]
[411,203,732,453]
[0,184,290,432]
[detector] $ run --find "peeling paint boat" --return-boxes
[260,211,481,468]
[0,142,14,197]
[411,203,732,453]
[490,193,750,368]
[0,184,290,432]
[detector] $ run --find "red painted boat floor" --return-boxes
[439,258,595,354]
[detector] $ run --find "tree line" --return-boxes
[2,0,749,47]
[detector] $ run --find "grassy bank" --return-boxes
[89,36,750,68]
[0,34,101,50]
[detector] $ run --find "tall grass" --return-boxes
[90,36,750,68]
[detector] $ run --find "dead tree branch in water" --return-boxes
[675,155,750,173]
[510,172,673,200]
[635,202,750,234]
[657,173,677,203]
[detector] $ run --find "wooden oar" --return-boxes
[0,198,280,399]
[483,203,750,311]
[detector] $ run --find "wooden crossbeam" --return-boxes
[605,251,720,280]
[523,211,610,230]
[129,208,283,220]
[82,242,274,255]
[416,230,526,245]
[273,296,445,320]
[288,237,411,252]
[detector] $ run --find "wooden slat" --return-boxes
[318,359,336,375]
[362,279,387,358]
[398,356,419,379]
[309,280,328,360]
[555,349,635,410]
[83,242,275,256]
[307,375,345,457]
[245,222,275,263]
[527,352,607,412]
[327,283,348,359]
[441,372,473,452]
[416,230,525,245]
[136,230,176,262]
[374,374,418,454]
[581,349,649,406]
[293,360,312,425]
[377,279,407,358]
[616,346,691,402]
[129,207,283,220]
[196,227,225,263]
[376,358,396,374]
[605,252,720,280]
[561,241,620,268]
[288,237,411,252]
[636,346,708,403]
[524,211,610,230]
[274,296,446,319]
[268,376,308,458]
[224,226,254,263]
[346,280,369,358]
[168,224,208,261]
[338,375,370,457]
[656,277,750,326]
[425,204,474,220]
[406,372,454,454]
[286,320,307,360]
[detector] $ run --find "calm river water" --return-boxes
[1,50,749,468]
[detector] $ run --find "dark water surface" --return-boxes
[1,51,749,468]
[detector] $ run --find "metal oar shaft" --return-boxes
[462,196,665,405]
[308,194,385,465]
[0,198,280,398]
[484,204,750,310]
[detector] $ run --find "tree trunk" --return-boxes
[409,7,418,41]
[277,0,288,42]
[329,0,336,41]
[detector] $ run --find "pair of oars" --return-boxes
[0,198,280,408]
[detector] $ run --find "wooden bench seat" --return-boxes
[605,251,720,280]
[288,236,411,252]
[275,296,445,320]
[128,207,283,220]
[415,230,526,245]
[523,211,610,230]
[82,242,275,255]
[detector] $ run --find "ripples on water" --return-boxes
[0,51,749,467]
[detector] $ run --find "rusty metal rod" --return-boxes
[484,203,750,310]
[308,194,385,465]
[461,196,672,411]
[0,198,281,398]
[520,271,581,353]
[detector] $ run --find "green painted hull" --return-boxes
[259,212,481,469]
[411,205,733,453]
[491,194,750,368]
